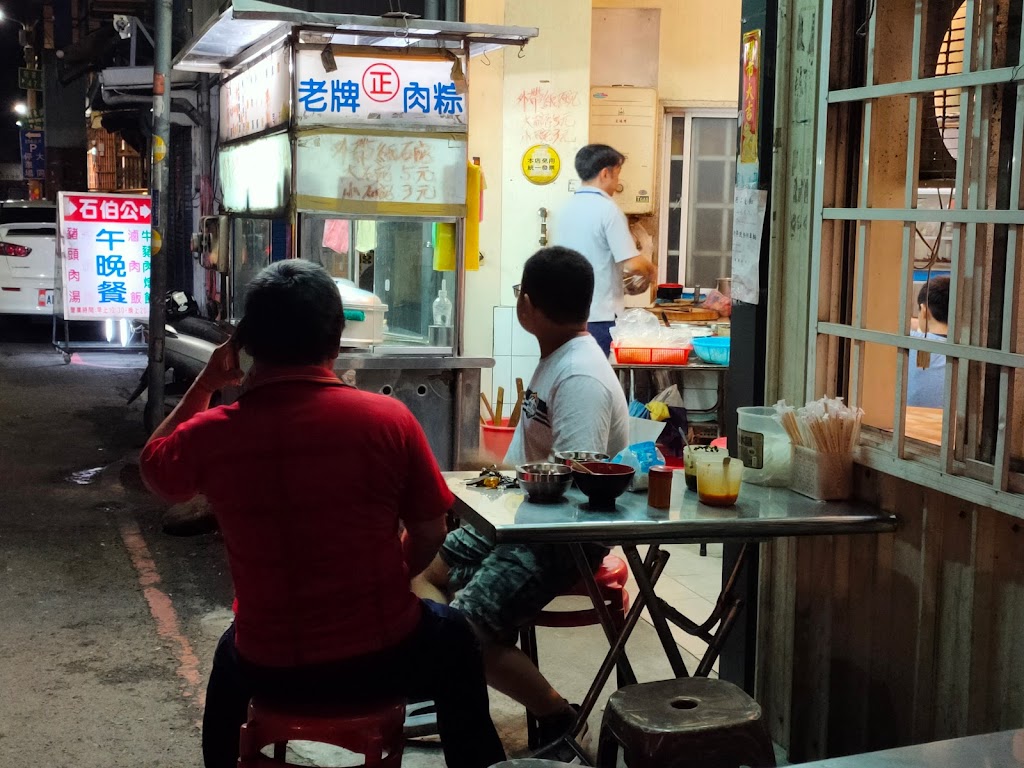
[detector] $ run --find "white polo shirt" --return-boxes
[553,187,638,323]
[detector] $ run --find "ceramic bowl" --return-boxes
[571,462,635,509]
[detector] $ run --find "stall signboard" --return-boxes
[294,50,467,130]
[295,132,467,214]
[55,192,152,320]
[220,44,291,142]
[19,130,45,180]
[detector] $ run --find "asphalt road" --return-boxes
[0,317,232,767]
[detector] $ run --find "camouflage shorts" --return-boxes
[440,524,608,644]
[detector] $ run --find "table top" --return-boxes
[797,729,1024,767]
[905,406,943,445]
[445,472,898,545]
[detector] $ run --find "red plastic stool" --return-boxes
[520,554,630,748]
[238,696,407,767]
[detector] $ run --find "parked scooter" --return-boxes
[128,291,232,418]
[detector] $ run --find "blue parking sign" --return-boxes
[19,130,45,181]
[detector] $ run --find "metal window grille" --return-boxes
[808,0,1024,515]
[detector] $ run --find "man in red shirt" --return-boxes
[140,260,505,768]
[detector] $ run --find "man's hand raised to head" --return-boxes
[196,340,245,394]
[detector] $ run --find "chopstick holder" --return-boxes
[790,446,852,501]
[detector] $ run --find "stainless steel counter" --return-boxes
[796,730,1024,767]
[334,354,494,371]
[329,360,492,472]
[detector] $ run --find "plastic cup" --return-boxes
[696,455,743,506]
[683,445,725,491]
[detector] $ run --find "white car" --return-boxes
[0,201,57,317]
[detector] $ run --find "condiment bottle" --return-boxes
[647,465,674,509]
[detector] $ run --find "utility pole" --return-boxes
[1,11,42,198]
[145,0,172,432]
[22,23,41,200]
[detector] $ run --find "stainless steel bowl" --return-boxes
[553,451,611,466]
[516,462,572,503]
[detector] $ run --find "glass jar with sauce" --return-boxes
[696,455,743,506]
[683,445,724,491]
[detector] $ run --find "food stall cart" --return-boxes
[173,5,537,469]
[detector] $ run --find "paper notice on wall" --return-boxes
[731,187,768,305]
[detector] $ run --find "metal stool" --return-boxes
[520,554,630,749]
[596,678,776,768]
[238,696,406,767]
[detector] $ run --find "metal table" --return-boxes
[445,473,898,762]
[796,729,1024,767]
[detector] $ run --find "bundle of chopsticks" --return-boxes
[773,397,863,454]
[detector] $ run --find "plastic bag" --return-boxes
[612,441,665,491]
[610,308,662,344]
[651,384,684,408]
[702,289,732,317]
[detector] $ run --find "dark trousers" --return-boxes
[203,599,506,768]
[588,320,615,358]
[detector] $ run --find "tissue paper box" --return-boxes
[790,445,852,501]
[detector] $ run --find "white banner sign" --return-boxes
[56,192,152,319]
[220,45,291,142]
[730,186,768,305]
[294,51,467,130]
[219,133,292,213]
[295,133,467,209]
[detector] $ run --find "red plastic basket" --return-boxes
[612,344,692,365]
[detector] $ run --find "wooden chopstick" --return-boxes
[480,392,495,423]
[494,386,505,426]
[508,378,525,428]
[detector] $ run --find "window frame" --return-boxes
[806,0,1024,516]
[658,107,740,286]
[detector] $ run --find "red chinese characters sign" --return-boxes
[362,62,400,103]
[740,30,762,165]
[56,192,153,320]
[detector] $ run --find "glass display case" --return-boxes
[229,217,290,320]
[298,213,459,350]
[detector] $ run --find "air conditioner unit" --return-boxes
[589,86,658,215]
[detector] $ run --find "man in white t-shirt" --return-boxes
[554,144,657,357]
[908,275,950,408]
[413,247,629,751]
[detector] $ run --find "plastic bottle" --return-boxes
[432,279,452,326]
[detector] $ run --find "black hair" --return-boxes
[234,260,344,366]
[520,246,594,325]
[574,144,626,182]
[917,275,951,325]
